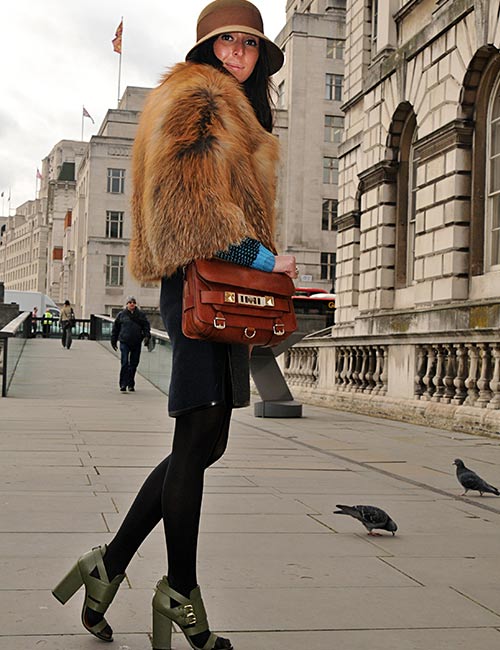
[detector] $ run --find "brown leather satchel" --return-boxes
[182,259,297,347]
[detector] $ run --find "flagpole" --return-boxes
[81,105,84,141]
[117,16,123,107]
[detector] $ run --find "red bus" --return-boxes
[292,288,335,329]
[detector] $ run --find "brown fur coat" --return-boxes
[129,62,279,281]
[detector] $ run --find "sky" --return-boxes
[0,1,287,213]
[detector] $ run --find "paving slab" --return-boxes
[2,338,500,649]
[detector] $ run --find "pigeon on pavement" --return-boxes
[453,459,499,496]
[334,504,398,536]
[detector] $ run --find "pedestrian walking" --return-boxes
[110,296,151,392]
[31,306,39,337]
[52,2,296,648]
[59,300,75,349]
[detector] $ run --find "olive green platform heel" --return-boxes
[152,576,233,650]
[52,545,125,642]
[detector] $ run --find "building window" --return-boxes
[369,0,379,56]
[325,74,343,101]
[277,81,285,108]
[487,77,500,268]
[406,135,418,283]
[320,252,336,282]
[106,211,124,239]
[107,168,125,193]
[326,38,344,59]
[322,199,338,230]
[323,157,339,184]
[324,115,344,143]
[106,255,124,286]
[394,111,417,288]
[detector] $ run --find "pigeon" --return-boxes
[334,504,398,536]
[453,459,500,496]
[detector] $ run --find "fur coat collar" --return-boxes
[129,62,279,281]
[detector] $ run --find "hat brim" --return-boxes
[186,26,284,75]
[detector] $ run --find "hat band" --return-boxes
[197,6,263,41]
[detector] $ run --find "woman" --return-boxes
[52,2,296,648]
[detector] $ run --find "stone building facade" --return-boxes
[285,0,500,435]
[0,140,85,301]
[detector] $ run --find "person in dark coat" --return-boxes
[52,3,297,649]
[110,296,151,392]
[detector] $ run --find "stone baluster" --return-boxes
[452,343,467,405]
[464,343,479,405]
[311,347,320,386]
[442,344,457,403]
[372,346,383,395]
[346,347,355,391]
[431,344,446,402]
[365,347,376,393]
[487,343,500,409]
[379,345,388,394]
[351,346,361,392]
[335,347,343,387]
[414,345,427,398]
[421,344,436,400]
[476,343,492,407]
[360,345,371,393]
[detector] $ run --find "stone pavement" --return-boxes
[1,338,500,650]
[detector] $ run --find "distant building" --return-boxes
[0,140,85,304]
[274,0,346,290]
[66,87,158,317]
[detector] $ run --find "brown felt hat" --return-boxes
[186,0,284,75]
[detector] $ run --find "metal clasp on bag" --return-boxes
[214,315,226,329]
[244,327,257,339]
[273,322,285,336]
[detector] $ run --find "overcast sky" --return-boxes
[0,1,286,213]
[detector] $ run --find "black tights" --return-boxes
[104,403,232,587]
[87,403,232,648]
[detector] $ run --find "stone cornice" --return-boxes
[357,161,398,192]
[334,210,360,232]
[414,120,474,162]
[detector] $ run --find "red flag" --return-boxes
[112,20,123,54]
[82,106,95,124]
[36,168,43,180]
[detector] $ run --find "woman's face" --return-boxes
[213,32,260,83]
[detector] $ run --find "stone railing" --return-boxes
[284,337,500,411]
[334,345,388,394]
[284,345,320,387]
[415,342,500,409]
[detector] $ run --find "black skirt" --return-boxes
[160,270,250,417]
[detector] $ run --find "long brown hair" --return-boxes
[186,37,274,132]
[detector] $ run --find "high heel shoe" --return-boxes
[52,545,125,642]
[152,576,233,650]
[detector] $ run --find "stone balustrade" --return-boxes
[284,338,500,412]
[415,342,500,409]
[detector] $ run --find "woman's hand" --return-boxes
[273,255,298,279]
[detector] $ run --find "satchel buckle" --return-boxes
[244,327,257,339]
[214,315,226,330]
[273,322,285,336]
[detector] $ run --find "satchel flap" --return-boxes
[194,259,295,297]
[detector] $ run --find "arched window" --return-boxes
[486,75,500,269]
[395,112,417,288]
